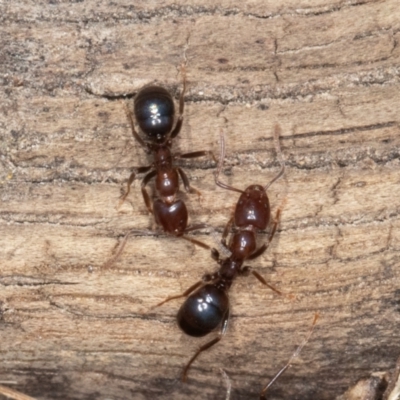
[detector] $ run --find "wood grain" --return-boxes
[1,1,400,399]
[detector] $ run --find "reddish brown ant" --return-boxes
[156,125,287,381]
[120,66,214,238]
[103,69,214,269]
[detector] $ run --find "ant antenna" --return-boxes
[264,124,285,191]
[215,125,285,194]
[259,313,319,399]
[220,369,232,400]
[183,32,191,66]
[214,129,244,195]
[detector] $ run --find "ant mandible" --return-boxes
[121,66,214,237]
[156,125,287,380]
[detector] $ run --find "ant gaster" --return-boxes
[121,67,213,238]
[156,125,287,381]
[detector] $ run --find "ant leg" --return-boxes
[243,267,295,300]
[170,63,187,139]
[119,165,153,207]
[139,169,157,214]
[102,231,132,270]
[184,223,208,233]
[124,103,148,149]
[154,280,203,308]
[247,209,281,261]
[119,171,136,207]
[241,208,285,295]
[241,267,283,297]
[182,224,219,251]
[259,313,319,399]
[264,124,286,191]
[175,150,217,163]
[102,229,157,270]
[214,129,243,195]
[177,167,201,196]
[189,235,228,262]
[182,309,230,382]
[221,217,234,249]
[181,234,211,251]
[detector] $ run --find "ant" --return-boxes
[120,66,214,238]
[156,125,287,381]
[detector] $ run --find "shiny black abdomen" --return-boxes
[177,284,229,337]
[134,86,175,140]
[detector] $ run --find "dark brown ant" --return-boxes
[120,67,214,239]
[156,125,287,381]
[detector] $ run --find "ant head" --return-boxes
[235,185,270,230]
[244,184,266,196]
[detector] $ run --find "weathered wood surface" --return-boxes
[1,1,400,399]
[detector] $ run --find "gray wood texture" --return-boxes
[1,1,400,399]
